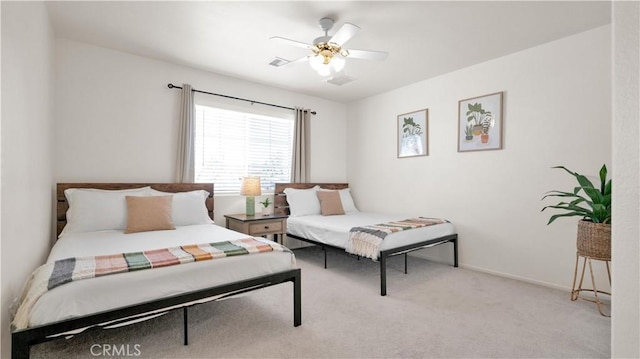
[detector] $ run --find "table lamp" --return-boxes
[240,176,261,216]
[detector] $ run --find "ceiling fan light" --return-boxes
[309,55,324,71]
[318,50,332,64]
[316,65,331,77]
[331,56,345,72]
[317,61,344,78]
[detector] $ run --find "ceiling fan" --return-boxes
[270,17,388,79]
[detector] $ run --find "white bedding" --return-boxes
[287,212,456,252]
[28,224,295,327]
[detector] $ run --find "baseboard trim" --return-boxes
[410,252,572,292]
[459,263,571,292]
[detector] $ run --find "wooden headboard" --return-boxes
[274,183,348,216]
[56,183,214,236]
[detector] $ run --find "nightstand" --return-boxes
[224,213,288,244]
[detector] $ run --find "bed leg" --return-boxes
[404,253,408,274]
[293,270,302,327]
[183,307,189,346]
[453,236,459,268]
[380,255,387,296]
[12,332,30,359]
[323,246,327,269]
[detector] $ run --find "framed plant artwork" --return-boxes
[398,108,428,158]
[458,92,503,152]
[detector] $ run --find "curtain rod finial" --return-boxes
[167,83,175,89]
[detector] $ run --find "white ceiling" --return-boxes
[46,1,611,103]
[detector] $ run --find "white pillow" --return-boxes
[283,186,321,217]
[318,188,359,213]
[62,187,151,235]
[147,189,214,226]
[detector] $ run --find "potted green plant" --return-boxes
[464,124,474,141]
[480,115,493,143]
[541,164,612,260]
[260,197,272,215]
[400,117,424,156]
[466,102,493,136]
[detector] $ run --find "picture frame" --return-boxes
[397,108,428,158]
[458,92,503,152]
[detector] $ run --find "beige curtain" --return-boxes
[175,83,195,183]
[291,107,310,182]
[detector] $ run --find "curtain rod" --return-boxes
[167,83,316,115]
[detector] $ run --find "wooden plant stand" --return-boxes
[571,254,611,316]
[571,220,611,317]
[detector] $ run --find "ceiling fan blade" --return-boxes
[270,36,313,50]
[329,23,360,46]
[272,56,310,68]
[288,56,311,65]
[346,49,388,61]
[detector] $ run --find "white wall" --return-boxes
[0,2,55,357]
[612,2,640,357]
[54,39,348,223]
[347,26,612,290]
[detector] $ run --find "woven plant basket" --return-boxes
[577,220,611,260]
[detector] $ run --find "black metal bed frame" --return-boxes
[288,232,457,296]
[11,268,301,359]
[273,182,458,296]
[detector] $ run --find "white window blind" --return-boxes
[194,104,294,193]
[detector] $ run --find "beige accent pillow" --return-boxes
[316,191,345,216]
[125,195,176,234]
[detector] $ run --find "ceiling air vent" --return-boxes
[269,57,290,67]
[324,76,356,86]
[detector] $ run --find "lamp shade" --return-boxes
[240,176,261,197]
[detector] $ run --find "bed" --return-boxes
[275,183,457,296]
[11,183,301,359]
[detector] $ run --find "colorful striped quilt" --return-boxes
[13,238,288,329]
[347,217,447,260]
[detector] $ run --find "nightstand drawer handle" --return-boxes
[264,225,270,229]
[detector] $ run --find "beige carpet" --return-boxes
[31,246,610,358]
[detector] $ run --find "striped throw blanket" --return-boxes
[12,238,288,329]
[347,217,447,260]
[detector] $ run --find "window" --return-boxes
[194,104,294,193]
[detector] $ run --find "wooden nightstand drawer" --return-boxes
[249,220,283,235]
[224,213,288,244]
[227,220,244,233]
